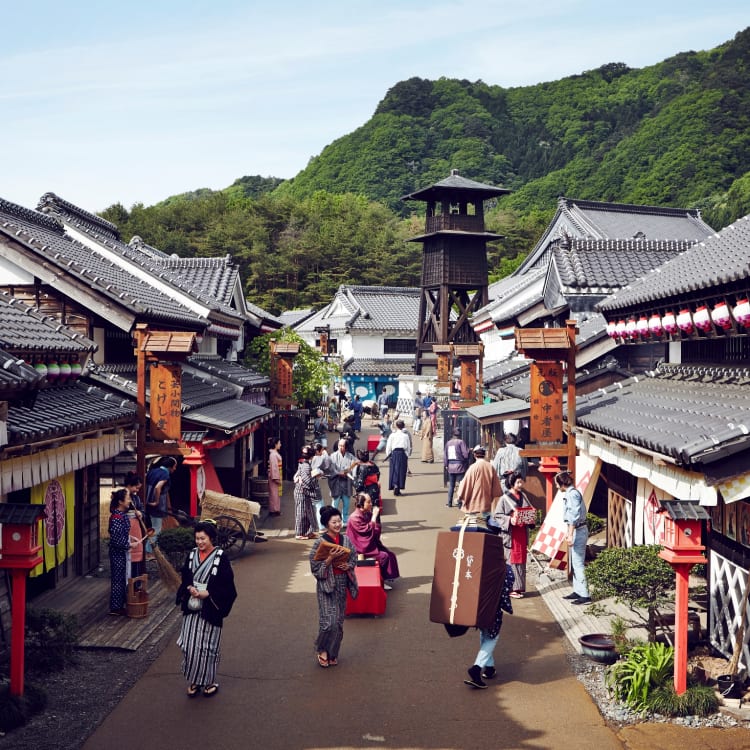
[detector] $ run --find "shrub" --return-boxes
[586,512,605,535]
[156,526,195,554]
[606,642,674,712]
[586,545,674,641]
[0,680,47,732]
[24,608,79,673]
[647,683,719,717]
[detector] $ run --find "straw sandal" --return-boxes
[317,652,329,668]
[187,684,200,697]
[203,684,219,697]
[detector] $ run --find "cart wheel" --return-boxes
[214,515,246,559]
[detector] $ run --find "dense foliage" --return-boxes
[245,328,340,406]
[100,27,750,313]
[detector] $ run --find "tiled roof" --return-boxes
[597,214,750,314]
[0,290,97,353]
[402,171,510,202]
[0,349,43,393]
[244,299,283,327]
[517,197,714,274]
[0,197,206,329]
[6,382,135,445]
[551,238,694,294]
[186,355,270,390]
[483,358,530,387]
[182,399,271,431]
[85,362,266,429]
[37,193,243,326]
[297,286,420,333]
[342,358,415,375]
[278,308,315,328]
[575,364,750,466]
[153,254,239,309]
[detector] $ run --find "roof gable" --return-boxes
[516,197,714,275]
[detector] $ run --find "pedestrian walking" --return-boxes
[444,428,470,507]
[329,439,357,525]
[311,442,332,530]
[371,413,392,462]
[464,566,514,689]
[175,520,237,698]
[144,456,177,554]
[385,419,412,496]
[309,506,358,668]
[455,445,503,516]
[420,411,434,463]
[492,433,528,480]
[293,445,319,539]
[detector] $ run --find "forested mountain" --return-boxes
[102,27,750,314]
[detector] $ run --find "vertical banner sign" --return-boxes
[529,361,563,442]
[150,363,182,440]
[436,352,451,387]
[277,356,294,401]
[319,331,328,355]
[460,359,477,402]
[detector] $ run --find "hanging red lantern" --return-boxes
[676,309,694,334]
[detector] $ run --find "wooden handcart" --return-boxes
[199,490,265,559]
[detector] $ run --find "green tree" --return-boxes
[245,329,340,407]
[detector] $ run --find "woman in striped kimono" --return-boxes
[309,506,358,668]
[176,521,237,697]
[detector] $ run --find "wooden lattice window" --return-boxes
[608,490,633,549]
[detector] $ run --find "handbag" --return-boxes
[511,506,537,526]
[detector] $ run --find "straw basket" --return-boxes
[126,574,149,619]
[200,490,260,532]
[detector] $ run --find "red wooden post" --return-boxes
[673,562,692,695]
[538,456,560,512]
[10,570,29,696]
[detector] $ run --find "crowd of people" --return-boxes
[106,385,588,697]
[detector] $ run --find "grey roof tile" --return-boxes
[0,349,43,393]
[597,214,750,314]
[552,238,694,293]
[0,197,206,328]
[0,289,97,353]
[6,382,135,445]
[182,400,271,431]
[298,286,421,333]
[342,358,415,375]
[186,355,270,390]
[575,364,750,466]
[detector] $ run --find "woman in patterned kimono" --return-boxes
[489,471,536,598]
[294,445,319,539]
[176,521,237,697]
[108,489,131,615]
[309,506,358,668]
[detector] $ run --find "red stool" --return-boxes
[346,564,386,616]
[367,435,380,453]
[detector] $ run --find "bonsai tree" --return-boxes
[586,544,674,642]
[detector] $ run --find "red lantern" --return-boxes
[648,314,663,336]
[662,311,677,334]
[636,316,649,337]
[693,305,711,332]
[606,320,617,338]
[676,309,694,334]
[711,301,731,329]
[732,298,750,327]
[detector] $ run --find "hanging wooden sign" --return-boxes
[529,361,563,442]
[149,363,182,440]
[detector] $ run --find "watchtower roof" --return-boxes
[402,170,510,203]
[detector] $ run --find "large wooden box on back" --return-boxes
[429,530,505,628]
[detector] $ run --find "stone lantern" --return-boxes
[0,503,47,695]
[658,500,709,695]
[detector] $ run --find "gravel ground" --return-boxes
[563,638,743,729]
[0,629,173,750]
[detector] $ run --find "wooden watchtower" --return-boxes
[403,170,509,374]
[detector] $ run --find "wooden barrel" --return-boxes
[250,477,270,507]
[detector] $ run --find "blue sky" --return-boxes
[2,1,747,212]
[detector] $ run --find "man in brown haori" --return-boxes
[456,445,503,515]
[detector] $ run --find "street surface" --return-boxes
[83,430,748,750]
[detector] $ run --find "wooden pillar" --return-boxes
[673,563,691,695]
[566,319,577,479]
